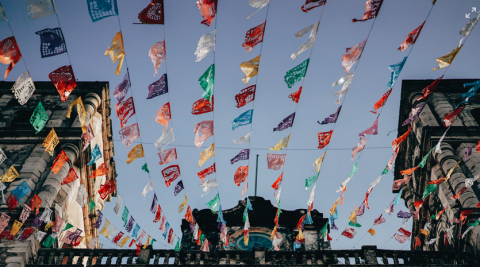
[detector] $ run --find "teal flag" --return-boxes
[122,207,129,227]
[348,221,362,227]
[422,184,438,200]
[199,64,215,100]
[206,193,220,214]
[142,163,150,173]
[418,147,435,168]
[284,58,309,88]
[381,166,389,175]
[349,160,359,179]
[30,101,49,134]
[305,171,319,191]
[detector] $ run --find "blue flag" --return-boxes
[232,109,253,130]
[87,0,118,22]
[387,57,407,87]
[87,144,102,166]
[11,181,32,202]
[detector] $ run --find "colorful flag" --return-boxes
[318,106,341,125]
[66,97,87,133]
[200,178,218,197]
[284,58,309,88]
[432,45,463,71]
[247,0,269,19]
[232,109,254,130]
[90,163,108,179]
[233,132,251,145]
[231,149,250,164]
[393,233,409,243]
[269,136,290,151]
[459,10,480,45]
[341,228,356,239]
[392,125,412,151]
[127,144,144,164]
[19,205,31,224]
[87,144,102,166]
[87,0,118,22]
[198,163,216,183]
[301,0,326,12]
[317,130,333,149]
[333,73,354,104]
[374,214,385,225]
[267,154,286,170]
[291,22,319,60]
[422,184,438,200]
[0,36,22,78]
[387,57,407,87]
[192,96,214,114]
[399,22,425,52]
[235,85,256,108]
[138,0,164,24]
[243,21,266,52]
[313,151,326,172]
[115,97,136,128]
[342,39,367,74]
[288,86,302,103]
[155,102,171,133]
[359,117,379,139]
[241,55,261,84]
[158,148,177,165]
[443,105,465,127]
[194,120,214,148]
[30,102,49,134]
[174,180,184,196]
[274,113,295,132]
[417,76,443,101]
[48,65,76,102]
[195,29,216,62]
[35,28,67,58]
[98,180,116,200]
[234,166,249,186]
[272,173,283,191]
[27,0,56,19]
[402,103,426,126]
[1,165,18,183]
[104,31,125,75]
[119,123,140,148]
[371,88,392,114]
[352,137,368,160]
[149,41,166,76]
[147,73,168,99]
[397,210,413,219]
[197,0,217,26]
[368,228,376,236]
[162,165,181,187]
[199,143,215,167]
[352,0,383,23]
[11,181,32,202]
[11,71,35,105]
[206,193,220,213]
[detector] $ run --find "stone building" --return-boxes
[395,79,480,254]
[0,81,116,266]
[181,196,330,252]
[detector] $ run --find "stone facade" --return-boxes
[395,79,480,255]
[0,81,116,266]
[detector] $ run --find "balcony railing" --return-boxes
[29,245,477,266]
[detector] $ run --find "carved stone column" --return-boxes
[84,93,101,124]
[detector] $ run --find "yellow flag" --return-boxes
[1,165,19,182]
[66,96,87,133]
[99,219,111,238]
[178,194,188,213]
[420,229,430,236]
[143,235,151,249]
[240,55,261,85]
[367,228,376,236]
[244,232,249,246]
[45,222,54,231]
[445,160,461,181]
[348,206,359,223]
[11,220,23,236]
[296,229,304,240]
[432,45,463,71]
[105,31,125,75]
[329,198,340,215]
[127,144,145,164]
[118,236,130,248]
[313,151,326,172]
[43,128,59,156]
[270,226,277,240]
[269,135,290,151]
[199,143,215,167]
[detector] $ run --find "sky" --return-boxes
[1,0,480,251]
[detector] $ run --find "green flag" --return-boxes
[122,207,129,227]
[199,64,215,100]
[381,166,389,175]
[349,160,359,179]
[200,233,205,245]
[243,206,248,222]
[151,238,157,246]
[348,221,362,227]
[305,171,319,191]
[284,58,309,88]
[469,220,480,228]
[42,235,57,248]
[63,223,73,232]
[142,163,150,173]
[422,184,438,200]
[30,101,49,134]
[206,193,220,214]
[88,198,95,213]
[320,222,328,241]
[418,147,435,168]
[174,238,181,252]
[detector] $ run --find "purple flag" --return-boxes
[402,103,426,126]
[273,112,295,132]
[318,106,341,125]
[465,146,475,160]
[359,117,379,139]
[147,73,168,99]
[397,210,413,218]
[331,220,338,230]
[230,149,250,164]
[32,214,43,228]
[189,223,195,233]
[174,180,184,196]
[125,216,135,233]
[114,71,131,102]
[150,194,158,213]
[95,210,103,229]
[356,203,365,217]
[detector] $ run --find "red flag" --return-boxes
[267,154,286,170]
[242,21,266,52]
[400,167,419,176]
[301,0,327,12]
[443,105,465,127]
[51,150,68,174]
[167,228,174,243]
[393,233,409,243]
[156,102,171,132]
[197,0,217,26]
[414,236,421,249]
[90,163,109,178]
[192,96,214,115]
[162,165,181,187]
[460,210,473,225]
[352,0,383,23]
[30,194,42,215]
[341,228,356,239]
[296,215,306,229]
[115,97,136,128]
[138,0,164,24]
[342,39,367,74]
[414,198,425,210]
[61,168,78,185]
[476,140,480,153]
[198,163,216,183]
[416,76,443,101]
[443,232,448,246]
[317,130,333,149]
[234,166,249,186]
[185,206,194,224]
[392,125,412,151]
[98,180,116,200]
[0,37,22,78]
[398,227,411,237]
[451,187,468,200]
[112,231,124,244]
[364,188,373,209]
[153,205,162,223]
[428,178,445,185]
[235,85,256,108]
[49,65,77,102]
[158,148,177,165]
[392,175,412,191]
[271,173,283,191]
[129,239,137,247]
[288,86,302,103]
[370,88,392,114]
[6,194,19,212]
[398,22,425,52]
[373,214,385,225]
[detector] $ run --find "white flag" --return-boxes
[275,188,281,207]
[247,0,269,19]
[307,184,316,207]
[114,194,123,217]
[332,73,354,104]
[142,181,154,198]
[155,128,174,151]
[11,71,36,105]
[435,127,449,154]
[460,11,480,46]
[200,178,217,197]
[233,132,251,145]
[195,29,216,62]
[291,21,319,60]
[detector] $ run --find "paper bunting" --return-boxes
[137,230,146,245]
[26,0,56,19]
[348,206,359,223]
[174,180,184,196]
[267,153,286,170]
[432,45,463,71]
[138,0,164,24]
[0,36,22,79]
[99,219,111,238]
[34,231,46,243]
[162,165,181,187]
[197,0,217,26]
[394,233,409,243]
[341,228,356,239]
[234,166,249,186]
[446,160,461,181]
[30,194,42,216]
[242,181,249,198]
[199,64,216,99]
[319,106,341,125]
[195,29,216,62]
[114,71,131,103]
[284,58,309,88]
[451,187,468,201]
[419,147,435,168]
[142,163,150,173]
[359,117,379,139]
[111,231,124,245]
[269,135,290,151]
[241,55,261,85]
[178,194,188,213]
[291,22,319,60]
[387,57,407,87]
[231,149,250,164]
[371,88,392,114]
[87,198,95,213]
[98,179,116,200]
[125,213,134,231]
[87,144,102,166]
[317,130,333,149]
[352,137,368,160]
[194,120,214,148]
[460,10,480,45]
[366,228,376,236]
[192,95,214,115]
[206,193,220,213]
[247,0,269,19]
[301,0,327,12]
[142,181,154,198]
[1,165,19,182]
[127,144,144,164]
[81,124,95,150]
[288,86,302,103]
[153,204,162,223]
[352,0,383,23]
[35,28,67,58]
[159,215,166,232]
[233,132,251,145]
[10,220,22,237]
[417,76,443,101]
[155,130,175,154]
[403,103,426,126]
[158,148,177,165]
[443,105,465,127]
[274,113,295,132]
[76,185,87,207]
[90,163,108,178]
[422,184,438,200]
[11,72,36,105]
[19,205,31,224]
[305,171,321,190]
[397,210,413,219]
[115,97,136,128]
[29,101,49,134]
[313,151,326,172]
[235,85,256,108]
[374,214,385,225]
[392,125,412,151]
[349,221,362,227]
[332,73,354,104]
[199,143,215,167]
[343,39,368,74]
[119,123,140,148]
[399,22,425,52]
[87,0,118,22]
[198,163,216,183]
[0,182,6,203]
[0,213,10,233]
[147,73,168,99]
[67,97,88,133]
[18,226,35,243]
[11,181,32,202]
[149,41,166,76]
[105,31,125,75]
[243,21,266,52]
[232,109,254,130]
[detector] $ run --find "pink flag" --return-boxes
[194,120,214,148]
[352,0,383,23]
[373,214,385,225]
[342,38,367,74]
[159,215,167,232]
[156,102,171,133]
[267,154,286,170]
[158,148,177,165]
[359,117,378,140]
[394,233,409,243]
[119,123,140,148]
